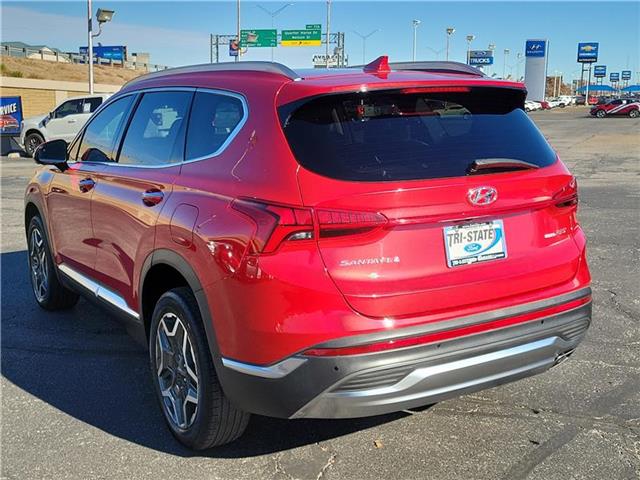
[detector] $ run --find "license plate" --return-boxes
[443,220,507,268]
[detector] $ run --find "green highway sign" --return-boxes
[281,27,322,47]
[240,29,277,48]
[306,24,322,30]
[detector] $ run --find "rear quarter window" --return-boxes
[281,87,557,182]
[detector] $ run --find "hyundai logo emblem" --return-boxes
[467,186,498,206]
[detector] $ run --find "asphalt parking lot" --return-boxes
[1,107,639,480]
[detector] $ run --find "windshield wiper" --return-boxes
[466,158,540,175]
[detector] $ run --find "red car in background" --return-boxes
[591,98,640,118]
[25,57,592,449]
[0,114,20,130]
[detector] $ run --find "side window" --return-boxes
[118,91,192,166]
[83,97,103,113]
[185,92,244,160]
[53,99,84,119]
[77,96,134,163]
[611,99,622,105]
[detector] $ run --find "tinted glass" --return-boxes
[84,97,103,113]
[185,92,244,160]
[282,88,557,182]
[119,91,192,166]
[54,99,83,118]
[77,96,134,162]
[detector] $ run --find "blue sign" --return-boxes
[525,40,546,57]
[610,72,620,82]
[229,39,239,57]
[577,42,599,63]
[80,45,126,61]
[593,65,606,78]
[469,50,494,65]
[622,70,632,80]
[0,96,23,135]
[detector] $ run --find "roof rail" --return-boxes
[389,61,485,77]
[123,61,300,88]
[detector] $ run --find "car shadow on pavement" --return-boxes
[1,250,412,458]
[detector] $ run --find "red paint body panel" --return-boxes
[25,64,591,367]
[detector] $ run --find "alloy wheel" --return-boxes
[29,227,48,302]
[155,312,199,430]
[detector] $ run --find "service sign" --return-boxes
[610,72,620,82]
[593,65,607,77]
[577,42,599,63]
[525,40,546,57]
[0,96,23,135]
[622,70,632,80]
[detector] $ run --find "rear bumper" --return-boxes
[217,288,591,419]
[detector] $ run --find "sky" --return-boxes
[2,1,639,83]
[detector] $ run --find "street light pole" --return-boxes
[353,29,378,64]
[326,0,332,67]
[465,35,475,64]
[412,20,421,61]
[503,48,510,79]
[488,43,495,76]
[445,27,455,61]
[87,0,94,93]
[257,3,293,62]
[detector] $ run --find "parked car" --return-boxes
[538,100,551,109]
[574,95,598,106]
[546,98,563,108]
[20,94,110,157]
[590,98,640,118]
[558,95,575,106]
[25,57,592,450]
[524,100,541,112]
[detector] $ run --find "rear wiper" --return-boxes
[466,158,540,175]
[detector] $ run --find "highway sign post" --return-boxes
[240,29,277,48]
[281,26,322,46]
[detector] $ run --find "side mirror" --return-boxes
[34,139,69,171]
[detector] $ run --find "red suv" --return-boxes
[25,57,592,450]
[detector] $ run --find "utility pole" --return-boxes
[87,0,94,93]
[236,0,240,62]
[465,35,475,64]
[488,43,496,76]
[412,20,421,61]
[445,27,455,61]
[353,29,378,65]
[503,48,510,79]
[257,3,293,62]
[325,0,332,67]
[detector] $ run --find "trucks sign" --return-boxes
[240,29,277,48]
[281,26,322,46]
[0,96,23,135]
[469,50,494,65]
[577,42,598,63]
[593,65,607,77]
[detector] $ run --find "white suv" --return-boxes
[20,94,111,157]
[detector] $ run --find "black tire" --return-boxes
[595,109,606,118]
[629,109,639,118]
[27,215,79,310]
[149,287,250,450]
[25,132,45,158]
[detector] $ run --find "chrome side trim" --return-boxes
[221,356,307,379]
[58,264,139,320]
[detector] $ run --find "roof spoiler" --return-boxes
[354,56,486,77]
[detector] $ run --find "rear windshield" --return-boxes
[280,87,557,181]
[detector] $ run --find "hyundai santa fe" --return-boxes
[25,57,592,450]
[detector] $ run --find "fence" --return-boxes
[1,45,168,73]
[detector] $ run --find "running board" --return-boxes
[58,264,139,320]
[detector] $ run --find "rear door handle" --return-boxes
[78,178,95,193]
[142,189,164,206]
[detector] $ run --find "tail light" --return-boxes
[231,199,313,253]
[553,177,579,208]
[231,199,387,253]
[316,209,387,238]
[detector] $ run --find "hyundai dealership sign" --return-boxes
[524,39,548,101]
